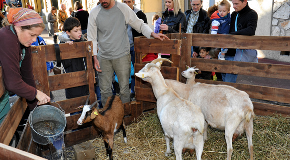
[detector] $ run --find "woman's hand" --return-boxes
[36,90,51,105]
[160,24,169,31]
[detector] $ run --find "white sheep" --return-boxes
[135,58,205,160]
[77,95,127,160]
[165,66,254,160]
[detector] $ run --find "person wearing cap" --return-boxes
[0,8,51,124]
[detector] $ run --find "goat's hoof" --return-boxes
[165,152,171,157]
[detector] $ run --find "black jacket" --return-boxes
[72,10,89,30]
[227,3,258,56]
[60,38,89,99]
[132,8,147,39]
[162,9,186,34]
[185,8,211,33]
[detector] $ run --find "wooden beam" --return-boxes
[190,33,290,51]
[134,37,181,55]
[191,58,290,80]
[31,47,50,95]
[48,71,89,91]
[135,87,156,102]
[64,126,98,147]
[0,98,27,145]
[50,95,95,114]
[31,42,92,62]
[253,102,290,117]
[0,143,46,160]
[195,79,290,104]
[135,64,179,80]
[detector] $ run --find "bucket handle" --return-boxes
[50,102,65,113]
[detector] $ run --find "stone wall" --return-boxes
[266,0,290,62]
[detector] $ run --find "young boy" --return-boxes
[210,0,231,60]
[58,17,89,99]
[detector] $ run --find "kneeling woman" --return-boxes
[0,8,51,124]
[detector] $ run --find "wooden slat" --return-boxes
[134,37,181,55]
[0,98,27,145]
[135,84,290,116]
[190,33,290,51]
[0,66,5,97]
[0,143,46,160]
[48,71,88,91]
[84,42,96,105]
[196,79,290,104]
[253,102,290,117]
[65,114,93,131]
[135,64,179,80]
[180,34,192,83]
[191,58,290,80]
[31,47,50,95]
[64,126,98,147]
[135,87,156,102]
[50,96,92,114]
[124,116,134,125]
[31,42,91,62]
[17,122,37,155]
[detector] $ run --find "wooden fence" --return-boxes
[0,33,290,158]
[134,33,290,117]
[0,42,141,158]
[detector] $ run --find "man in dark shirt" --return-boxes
[223,0,258,83]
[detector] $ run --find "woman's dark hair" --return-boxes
[63,17,81,32]
[20,23,45,30]
[74,1,83,10]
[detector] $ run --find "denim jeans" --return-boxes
[222,56,238,83]
[98,54,131,106]
[130,46,135,93]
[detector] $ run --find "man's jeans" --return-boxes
[130,46,135,94]
[98,54,131,106]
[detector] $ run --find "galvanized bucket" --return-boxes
[28,105,66,145]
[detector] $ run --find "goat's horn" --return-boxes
[151,58,173,64]
[85,94,90,105]
[90,100,99,109]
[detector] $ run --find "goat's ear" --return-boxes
[135,72,148,79]
[90,109,98,119]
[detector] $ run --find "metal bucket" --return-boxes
[28,105,66,145]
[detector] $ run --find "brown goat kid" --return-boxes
[77,95,127,160]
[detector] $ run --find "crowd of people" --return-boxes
[0,0,258,128]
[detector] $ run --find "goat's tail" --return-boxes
[245,107,255,122]
[192,121,204,135]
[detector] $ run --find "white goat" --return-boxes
[135,58,205,160]
[165,66,254,160]
[77,95,127,160]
